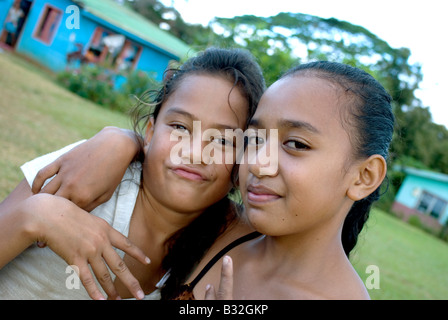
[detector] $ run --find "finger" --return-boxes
[217,255,233,300]
[103,247,145,300]
[89,256,120,300]
[110,230,151,266]
[32,160,61,193]
[40,175,63,195]
[77,263,106,300]
[204,284,217,300]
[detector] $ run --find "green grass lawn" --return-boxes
[1,51,448,300]
[0,51,131,200]
[352,209,448,299]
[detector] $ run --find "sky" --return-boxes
[160,0,448,128]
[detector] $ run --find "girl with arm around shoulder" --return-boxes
[182,61,394,300]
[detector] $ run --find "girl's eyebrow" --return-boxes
[249,118,320,134]
[278,119,320,134]
[165,108,239,130]
[165,108,195,120]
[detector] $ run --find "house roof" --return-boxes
[395,165,448,184]
[74,0,192,59]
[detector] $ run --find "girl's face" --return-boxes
[142,74,249,214]
[239,75,360,236]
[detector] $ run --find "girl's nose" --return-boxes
[247,132,279,178]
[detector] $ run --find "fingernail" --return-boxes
[205,284,212,291]
[224,255,231,265]
[137,290,145,300]
[145,257,151,264]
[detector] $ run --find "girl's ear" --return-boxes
[347,155,387,201]
[143,117,155,151]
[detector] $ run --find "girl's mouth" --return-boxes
[246,184,281,203]
[171,166,207,182]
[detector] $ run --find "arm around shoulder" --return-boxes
[32,126,142,211]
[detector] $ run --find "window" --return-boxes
[416,191,447,219]
[85,28,112,63]
[85,28,142,71]
[34,5,62,44]
[431,199,447,219]
[116,40,142,71]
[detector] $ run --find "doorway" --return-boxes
[0,0,32,48]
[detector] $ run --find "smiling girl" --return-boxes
[184,61,394,299]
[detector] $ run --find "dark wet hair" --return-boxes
[282,61,395,257]
[131,47,265,299]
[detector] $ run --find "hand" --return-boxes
[22,194,150,300]
[32,127,141,212]
[204,255,234,300]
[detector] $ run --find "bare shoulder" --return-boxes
[325,263,371,300]
[286,258,370,300]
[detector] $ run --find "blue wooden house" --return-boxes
[0,0,192,80]
[392,166,448,230]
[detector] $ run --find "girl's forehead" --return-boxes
[162,74,249,127]
[252,75,352,140]
[251,76,354,155]
[257,76,340,116]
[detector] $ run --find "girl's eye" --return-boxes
[284,140,309,150]
[247,135,265,146]
[172,124,189,133]
[211,137,234,147]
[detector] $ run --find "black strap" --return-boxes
[188,231,261,289]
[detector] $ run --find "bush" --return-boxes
[408,215,423,228]
[57,65,160,113]
[440,223,448,242]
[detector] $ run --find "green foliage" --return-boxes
[440,223,448,242]
[127,0,229,50]
[407,215,423,229]
[391,106,448,173]
[120,69,160,99]
[57,65,114,106]
[57,65,159,113]
[213,13,421,103]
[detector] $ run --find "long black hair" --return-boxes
[130,47,266,299]
[283,61,395,257]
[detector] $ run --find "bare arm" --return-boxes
[0,179,34,269]
[0,127,146,299]
[0,181,149,300]
[32,126,142,211]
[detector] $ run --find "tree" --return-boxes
[126,0,224,50]
[213,13,422,103]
